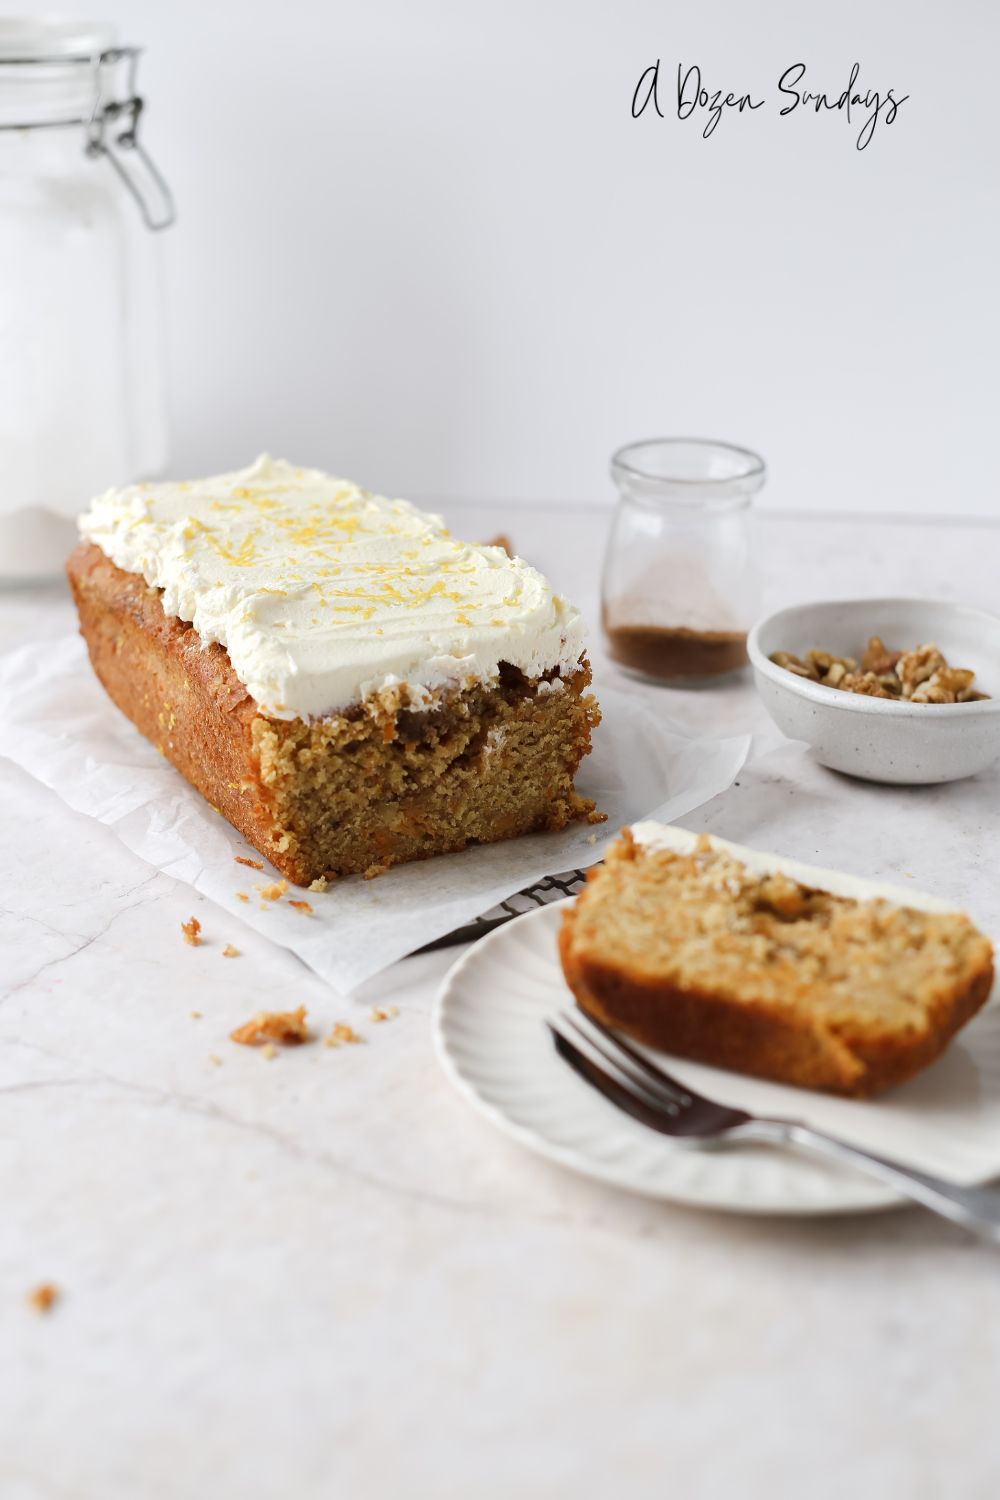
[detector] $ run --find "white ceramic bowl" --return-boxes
[747,598,1000,784]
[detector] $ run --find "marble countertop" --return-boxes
[3,505,1000,1500]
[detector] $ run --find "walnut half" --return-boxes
[896,644,946,697]
[911,667,975,704]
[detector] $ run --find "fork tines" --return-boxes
[549,1008,692,1116]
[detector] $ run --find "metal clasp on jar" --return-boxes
[83,46,175,231]
[0,41,175,231]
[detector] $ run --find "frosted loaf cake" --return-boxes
[67,456,601,882]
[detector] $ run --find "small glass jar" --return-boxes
[601,438,765,686]
[0,20,174,581]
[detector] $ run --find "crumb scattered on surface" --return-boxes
[191,1009,202,1019]
[324,1021,365,1048]
[260,1042,278,1061]
[181,916,202,947]
[369,1006,399,1023]
[308,876,330,893]
[255,880,289,902]
[235,855,264,869]
[208,1054,222,1066]
[222,943,240,958]
[235,890,249,902]
[585,833,598,845]
[27,1283,58,1313]
[230,1006,311,1047]
[288,899,313,916]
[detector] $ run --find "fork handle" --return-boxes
[743,1119,1000,1243]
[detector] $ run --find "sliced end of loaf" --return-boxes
[558,830,994,1098]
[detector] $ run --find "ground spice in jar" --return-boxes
[602,611,748,681]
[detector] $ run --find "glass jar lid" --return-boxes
[0,18,175,230]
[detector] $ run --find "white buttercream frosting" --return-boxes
[78,455,586,720]
[629,823,959,913]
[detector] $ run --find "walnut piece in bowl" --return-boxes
[770,636,988,704]
[748,598,1000,784]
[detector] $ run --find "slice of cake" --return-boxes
[67,456,601,883]
[559,824,993,1097]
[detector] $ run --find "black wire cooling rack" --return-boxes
[417,869,589,953]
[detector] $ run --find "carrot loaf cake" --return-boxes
[559,824,994,1097]
[67,456,600,883]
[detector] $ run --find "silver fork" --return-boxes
[548,1008,1000,1243]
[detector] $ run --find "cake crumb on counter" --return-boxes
[181,916,203,947]
[235,890,249,902]
[191,1009,202,1019]
[27,1283,59,1314]
[230,1006,311,1047]
[260,1042,278,1061]
[308,875,330,892]
[325,1021,365,1048]
[235,855,264,869]
[222,943,240,958]
[255,879,289,902]
[288,899,313,916]
[369,1006,399,1023]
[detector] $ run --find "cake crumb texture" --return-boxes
[325,1021,364,1048]
[230,1006,311,1047]
[27,1283,59,1314]
[559,830,994,1097]
[369,1006,399,1023]
[255,880,288,901]
[251,657,600,883]
[181,916,202,947]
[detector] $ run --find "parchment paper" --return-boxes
[0,634,749,992]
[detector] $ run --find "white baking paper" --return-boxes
[0,634,749,992]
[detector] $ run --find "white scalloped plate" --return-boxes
[433,904,1000,1216]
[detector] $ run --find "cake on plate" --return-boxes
[67,456,600,883]
[559,823,993,1097]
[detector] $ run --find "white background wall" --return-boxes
[29,0,1000,514]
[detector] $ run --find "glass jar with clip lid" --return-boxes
[0,19,175,580]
